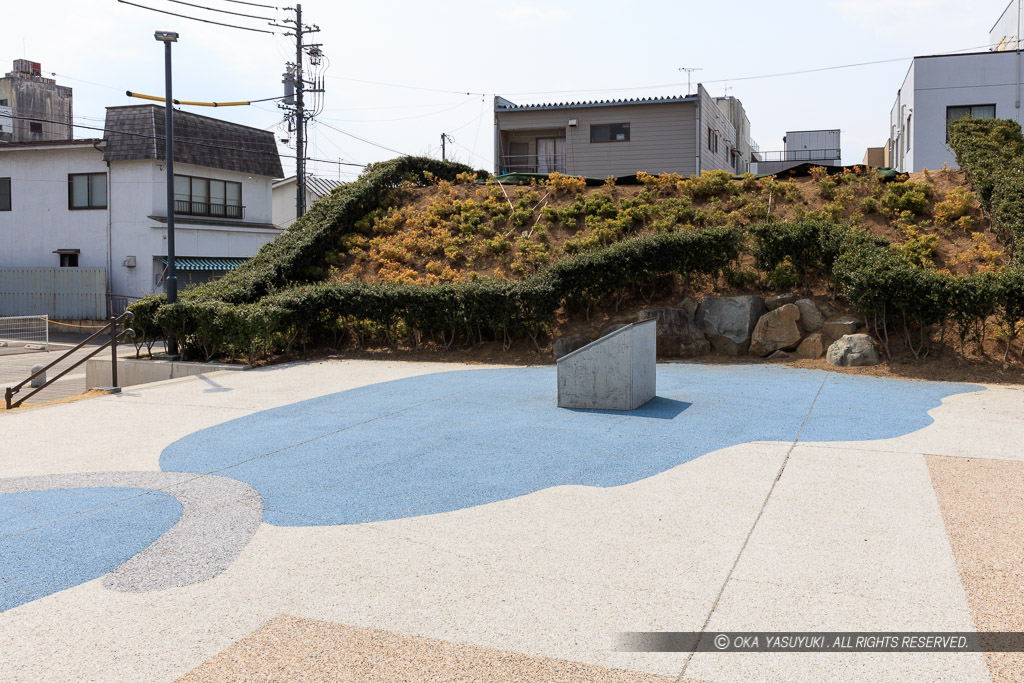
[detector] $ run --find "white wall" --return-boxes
[0,145,281,301]
[0,145,109,275]
[891,51,1024,172]
[109,160,279,298]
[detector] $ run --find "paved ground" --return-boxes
[0,335,160,405]
[0,359,1021,681]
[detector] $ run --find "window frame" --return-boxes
[0,177,10,211]
[945,104,996,141]
[67,172,107,210]
[173,173,243,218]
[589,122,630,143]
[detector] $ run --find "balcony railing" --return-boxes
[499,154,566,174]
[174,199,245,219]
[754,149,841,163]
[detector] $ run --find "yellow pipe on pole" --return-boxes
[125,91,251,107]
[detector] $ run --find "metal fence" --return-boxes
[754,149,842,163]
[0,268,106,319]
[0,315,48,352]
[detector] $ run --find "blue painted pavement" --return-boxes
[159,365,979,526]
[0,488,182,612]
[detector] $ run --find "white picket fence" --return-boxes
[0,268,106,319]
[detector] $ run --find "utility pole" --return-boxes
[441,133,450,161]
[277,4,322,221]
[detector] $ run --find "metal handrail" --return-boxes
[4,311,135,410]
[173,199,245,219]
[755,149,842,162]
[500,154,566,173]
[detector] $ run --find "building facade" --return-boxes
[889,3,1024,173]
[272,175,345,229]
[493,84,754,178]
[0,60,73,143]
[0,105,283,303]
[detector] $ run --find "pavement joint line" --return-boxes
[675,371,831,682]
[195,367,530,482]
[789,442,1023,463]
[0,486,169,542]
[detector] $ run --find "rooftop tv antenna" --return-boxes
[678,67,702,95]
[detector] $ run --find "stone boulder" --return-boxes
[680,297,699,318]
[826,334,881,367]
[601,323,629,338]
[552,335,593,360]
[765,293,797,310]
[695,295,767,356]
[638,308,710,358]
[795,299,824,333]
[749,304,803,357]
[796,333,825,359]
[822,316,861,344]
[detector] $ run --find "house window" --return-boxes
[590,123,630,143]
[59,253,79,267]
[707,127,719,153]
[946,104,996,141]
[68,173,107,209]
[507,141,529,172]
[0,99,8,106]
[174,174,243,218]
[0,178,10,211]
[906,113,912,151]
[29,122,42,134]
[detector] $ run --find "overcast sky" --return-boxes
[2,0,1015,179]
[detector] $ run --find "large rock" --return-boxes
[822,316,860,344]
[795,299,824,333]
[749,304,803,357]
[695,295,767,356]
[796,333,825,359]
[765,293,797,310]
[680,297,699,318]
[826,334,881,367]
[638,307,710,358]
[552,335,593,360]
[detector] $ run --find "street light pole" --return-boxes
[155,30,179,355]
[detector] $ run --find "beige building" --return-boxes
[0,60,72,143]
[493,84,754,178]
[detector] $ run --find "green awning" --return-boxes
[159,256,249,271]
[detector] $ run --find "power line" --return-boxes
[317,97,477,123]
[163,0,273,21]
[315,119,411,157]
[116,0,276,33]
[4,113,365,167]
[222,0,278,8]
[326,75,487,97]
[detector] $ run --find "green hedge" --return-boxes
[948,117,1024,260]
[134,226,743,361]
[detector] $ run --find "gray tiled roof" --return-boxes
[102,105,283,178]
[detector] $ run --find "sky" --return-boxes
[1,0,1016,180]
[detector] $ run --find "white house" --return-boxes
[0,104,283,304]
[889,1,1024,172]
[272,175,345,229]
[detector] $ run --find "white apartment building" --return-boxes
[0,105,283,301]
[890,1,1024,172]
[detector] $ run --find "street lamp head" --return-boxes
[154,31,179,42]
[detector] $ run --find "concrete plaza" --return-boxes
[0,359,1021,682]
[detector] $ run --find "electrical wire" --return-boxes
[326,75,487,97]
[163,0,272,21]
[314,119,411,157]
[116,0,276,33]
[221,0,277,8]
[318,97,477,123]
[5,113,365,167]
